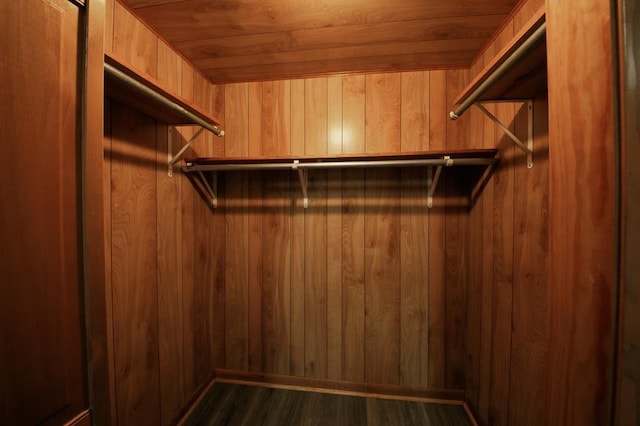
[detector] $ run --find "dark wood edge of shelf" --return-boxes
[453,5,546,106]
[104,50,222,126]
[185,149,498,166]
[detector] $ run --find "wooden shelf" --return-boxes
[183,149,498,208]
[452,6,546,114]
[104,51,221,127]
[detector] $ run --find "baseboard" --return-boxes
[213,369,466,405]
[63,409,91,426]
[175,376,217,426]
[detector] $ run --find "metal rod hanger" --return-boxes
[105,63,224,138]
[184,155,497,209]
[105,62,225,138]
[449,22,546,120]
[184,157,497,173]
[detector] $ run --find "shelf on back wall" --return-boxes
[182,149,499,209]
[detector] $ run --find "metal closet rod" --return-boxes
[104,62,224,137]
[450,22,547,120]
[184,157,498,172]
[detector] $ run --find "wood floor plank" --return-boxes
[184,383,471,425]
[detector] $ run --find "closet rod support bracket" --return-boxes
[199,171,218,208]
[427,156,451,208]
[168,126,207,177]
[476,101,533,168]
[293,160,309,208]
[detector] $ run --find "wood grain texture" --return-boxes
[427,70,447,389]
[223,83,250,373]
[476,44,498,426]
[444,69,470,390]
[289,79,306,377]
[119,0,517,83]
[180,64,197,401]
[342,169,366,383]
[183,382,471,426]
[327,77,344,380]
[113,0,158,78]
[340,78,366,381]
[546,0,618,424]
[102,5,229,424]
[248,81,264,374]
[464,51,484,416]
[342,75,366,154]
[263,81,291,156]
[399,71,430,388]
[110,104,161,426]
[364,168,401,385]
[156,41,186,426]
[0,2,87,423]
[304,170,329,379]
[304,77,329,379]
[462,2,553,422]
[85,0,114,422]
[365,74,401,154]
[262,173,292,375]
[508,97,549,426]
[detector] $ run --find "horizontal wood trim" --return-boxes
[212,369,467,404]
[63,410,91,426]
[175,376,217,426]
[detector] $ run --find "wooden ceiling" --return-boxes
[119,0,519,84]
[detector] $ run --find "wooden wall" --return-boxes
[1,1,88,424]
[463,1,549,425]
[102,2,624,426]
[546,0,619,424]
[103,1,477,416]
[104,1,224,424]
[209,70,477,389]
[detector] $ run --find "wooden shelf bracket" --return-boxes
[476,101,533,168]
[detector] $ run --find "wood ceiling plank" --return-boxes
[193,39,486,71]
[200,51,474,84]
[125,0,517,42]
[177,15,505,60]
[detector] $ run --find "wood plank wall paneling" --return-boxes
[102,3,560,425]
[463,1,550,425]
[206,69,473,391]
[104,1,229,424]
[546,0,617,424]
[1,2,87,424]
[110,103,162,426]
[427,70,447,389]
[444,68,470,391]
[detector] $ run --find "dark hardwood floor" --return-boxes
[183,383,472,425]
